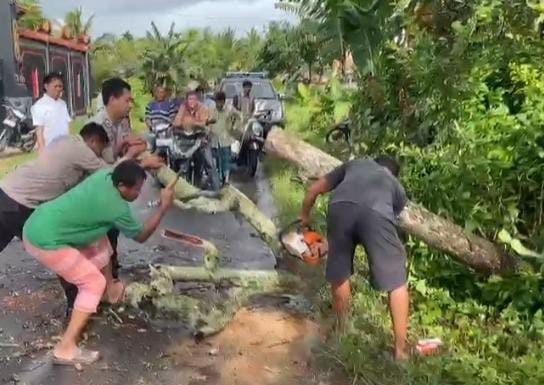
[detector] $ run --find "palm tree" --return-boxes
[64,7,95,37]
[276,0,394,75]
[17,0,46,31]
[142,22,188,92]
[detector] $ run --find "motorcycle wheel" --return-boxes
[21,137,36,153]
[247,149,259,177]
[0,130,7,153]
[326,127,347,144]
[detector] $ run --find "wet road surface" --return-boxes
[0,167,279,385]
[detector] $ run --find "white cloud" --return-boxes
[40,0,297,37]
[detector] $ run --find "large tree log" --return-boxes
[264,127,519,273]
[155,167,282,253]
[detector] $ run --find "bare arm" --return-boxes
[133,187,174,243]
[300,163,347,225]
[300,177,332,225]
[173,106,184,128]
[36,126,45,151]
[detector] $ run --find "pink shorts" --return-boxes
[23,236,113,313]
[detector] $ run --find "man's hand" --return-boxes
[140,154,165,170]
[299,213,311,227]
[124,135,146,147]
[125,143,147,159]
[160,188,175,210]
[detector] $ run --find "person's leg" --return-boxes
[23,239,107,362]
[389,284,409,360]
[61,229,117,316]
[222,147,232,183]
[81,236,124,304]
[107,228,120,279]
[0,190,33,251]
[200,145,220,190]
[325,202,358,329]
[359,212,409,360]
[330,279,351,330]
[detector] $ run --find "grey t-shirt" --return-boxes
[325,158,407,221]
[0,136,107,208]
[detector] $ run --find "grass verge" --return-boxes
[266,101,544,385]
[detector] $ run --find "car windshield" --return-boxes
[221,80,276,99]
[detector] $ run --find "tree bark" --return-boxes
[264,127,519,273]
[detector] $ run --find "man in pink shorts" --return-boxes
[22,160,174,366]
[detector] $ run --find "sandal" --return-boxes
[52,348,100,366]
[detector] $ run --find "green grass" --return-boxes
[268,100,544,385]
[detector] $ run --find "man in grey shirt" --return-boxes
[0,123,115,251]
[299,155,409,360]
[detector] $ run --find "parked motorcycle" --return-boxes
[1,103,35,153]
[325,118,354,160]
[236,109,274,177]
[147,119,174,166]
[170,127,208,187]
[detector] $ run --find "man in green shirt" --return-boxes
[23,160,174,366]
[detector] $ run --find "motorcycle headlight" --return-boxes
[251,121,264,136]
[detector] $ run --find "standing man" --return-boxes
[31,72,71,151]
[299,155,409,361]
[195,84,216,110]
[233,80,255,122]
[208,91,241,184]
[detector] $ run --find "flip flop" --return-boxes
[52,348,101,366]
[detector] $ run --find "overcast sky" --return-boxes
[40,0,297,37]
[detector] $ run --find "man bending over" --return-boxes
[299,155,409,360]
[22,160,174,366]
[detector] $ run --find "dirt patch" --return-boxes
[169,307,346,385]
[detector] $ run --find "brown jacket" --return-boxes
[174,102,209,130]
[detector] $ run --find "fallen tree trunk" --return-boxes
[156,167,281,253]
[264,127,519,273]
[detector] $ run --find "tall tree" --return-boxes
[64,6,95,37]
[142,22,188,92]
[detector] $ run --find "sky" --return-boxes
[40,0,297,37]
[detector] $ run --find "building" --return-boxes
[0,0,92,121]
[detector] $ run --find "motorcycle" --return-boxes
[236,109,274,177]
[147,119,174,167]
[1,103,35,153]
[325,118,354,160]
[170,127,209,188]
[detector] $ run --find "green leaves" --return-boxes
[498,229,543,259]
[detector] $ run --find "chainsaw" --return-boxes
[279,220,328,266]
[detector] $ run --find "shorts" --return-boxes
[326,201,407,291]
[0,189,33,252]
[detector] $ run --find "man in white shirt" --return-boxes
[31,72,71,151]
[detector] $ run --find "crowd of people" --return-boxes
[0,72,411,365]
[146,80,255,186]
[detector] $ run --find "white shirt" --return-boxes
[31,94,71,146]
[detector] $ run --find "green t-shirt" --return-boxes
[23,168,143,249]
